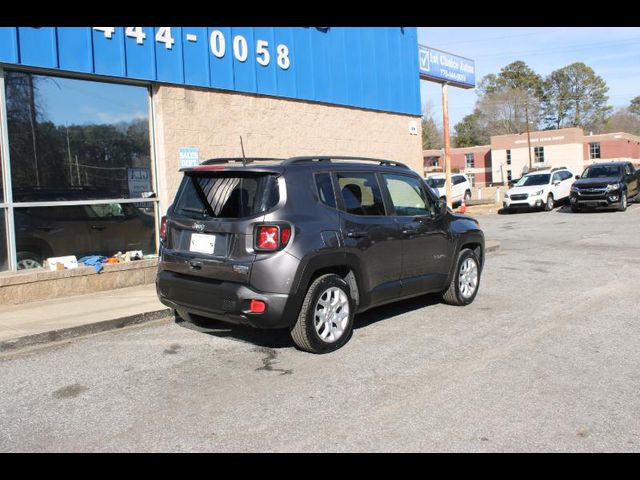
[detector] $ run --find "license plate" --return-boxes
[189,233,216,255]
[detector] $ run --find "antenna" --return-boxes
[240,135,247,166]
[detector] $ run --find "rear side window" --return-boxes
[174,173,279,219]
[315,173,336,208]
[336,173,386,216]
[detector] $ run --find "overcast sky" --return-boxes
[417,27,640,128]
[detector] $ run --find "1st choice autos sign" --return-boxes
[418,45,475,89]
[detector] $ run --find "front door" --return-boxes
[380,173,453,297]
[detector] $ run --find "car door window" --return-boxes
[382,174,434,217]
[315,173,337,208]
[336,173,386,216]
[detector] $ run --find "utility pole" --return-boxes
[525,99,533,172]
[27,74,40,187]
[442,83,452,209]
[66,126,73,185]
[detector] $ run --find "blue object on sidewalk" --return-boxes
[78,255,107,273]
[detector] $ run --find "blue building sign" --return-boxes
[0,27,422,116]
[418,45,475,89]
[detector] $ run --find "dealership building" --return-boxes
[424,127,640,186]
[0,27,424,274]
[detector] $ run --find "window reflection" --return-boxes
[14,203,156,269]
[5,71,152,202]
[0,210,8,271]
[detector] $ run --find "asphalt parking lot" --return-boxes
[1,202,640,452]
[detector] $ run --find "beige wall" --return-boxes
[151,84,423,213]
[492,143,583,184]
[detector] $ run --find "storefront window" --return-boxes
[0,209,8,271]
[5,71,152,201]
[13,202,155,269]
[3,71,157,269]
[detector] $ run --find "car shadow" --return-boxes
[555,204,616,214]
[173,293,443,350]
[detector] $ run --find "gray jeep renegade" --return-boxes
[156,156,485,353]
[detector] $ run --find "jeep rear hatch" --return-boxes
[162,171,281,282]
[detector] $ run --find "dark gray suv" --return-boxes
[156,157,485,353]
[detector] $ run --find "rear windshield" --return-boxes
[174,173,279,219]
[427,178,445,188]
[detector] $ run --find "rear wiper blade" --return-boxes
[180,206,207,215]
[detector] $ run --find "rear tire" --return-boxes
[290,274,354,354]
[442,249,481,306]
[464,190,472,204]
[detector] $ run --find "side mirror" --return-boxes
[553,181,560,186]
[575,175,580,180]
[438,199,448,216]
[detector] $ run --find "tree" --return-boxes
[477,61,544,134]
[541,62,612,131]
[453,109,489,147]
[630,96,640,117]
[421,101,443,150]
[602,108,640,136]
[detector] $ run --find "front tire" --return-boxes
[290,274,354,354]
[618,191,627,212]
[442,249,481,306]
[544,194,555,211]
[16,251,43,270]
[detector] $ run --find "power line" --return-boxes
[475,38,640,61]
[421,27,574,48]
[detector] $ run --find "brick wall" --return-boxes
[152,84,424,213]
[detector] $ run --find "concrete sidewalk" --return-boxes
[0,239,500,353]
[0,284,171,353]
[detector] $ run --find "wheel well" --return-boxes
[461,242,483,268]
[308,266,360,307]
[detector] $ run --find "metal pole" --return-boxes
[441,83,452,209]
[525,100,533,171]
[27,74,40,187]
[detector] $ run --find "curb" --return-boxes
[0,308,172,354]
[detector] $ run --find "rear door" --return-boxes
[624,163,639,196]
[335,171,403,306]
[452,175,465,203]
[381,172,454,296]
[162,171,280,283]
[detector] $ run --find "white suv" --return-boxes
[503,167,574,212]
[425,173,472,206]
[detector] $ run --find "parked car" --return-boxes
[157,156,485,354]
[503,167,574,212]
[570,161,640,212]
[13,187,156,269]
[424,173,472,206]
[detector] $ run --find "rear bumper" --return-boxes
[156,270,293,328]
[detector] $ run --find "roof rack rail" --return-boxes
[200,157,286,165]
[284,156,410,169]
